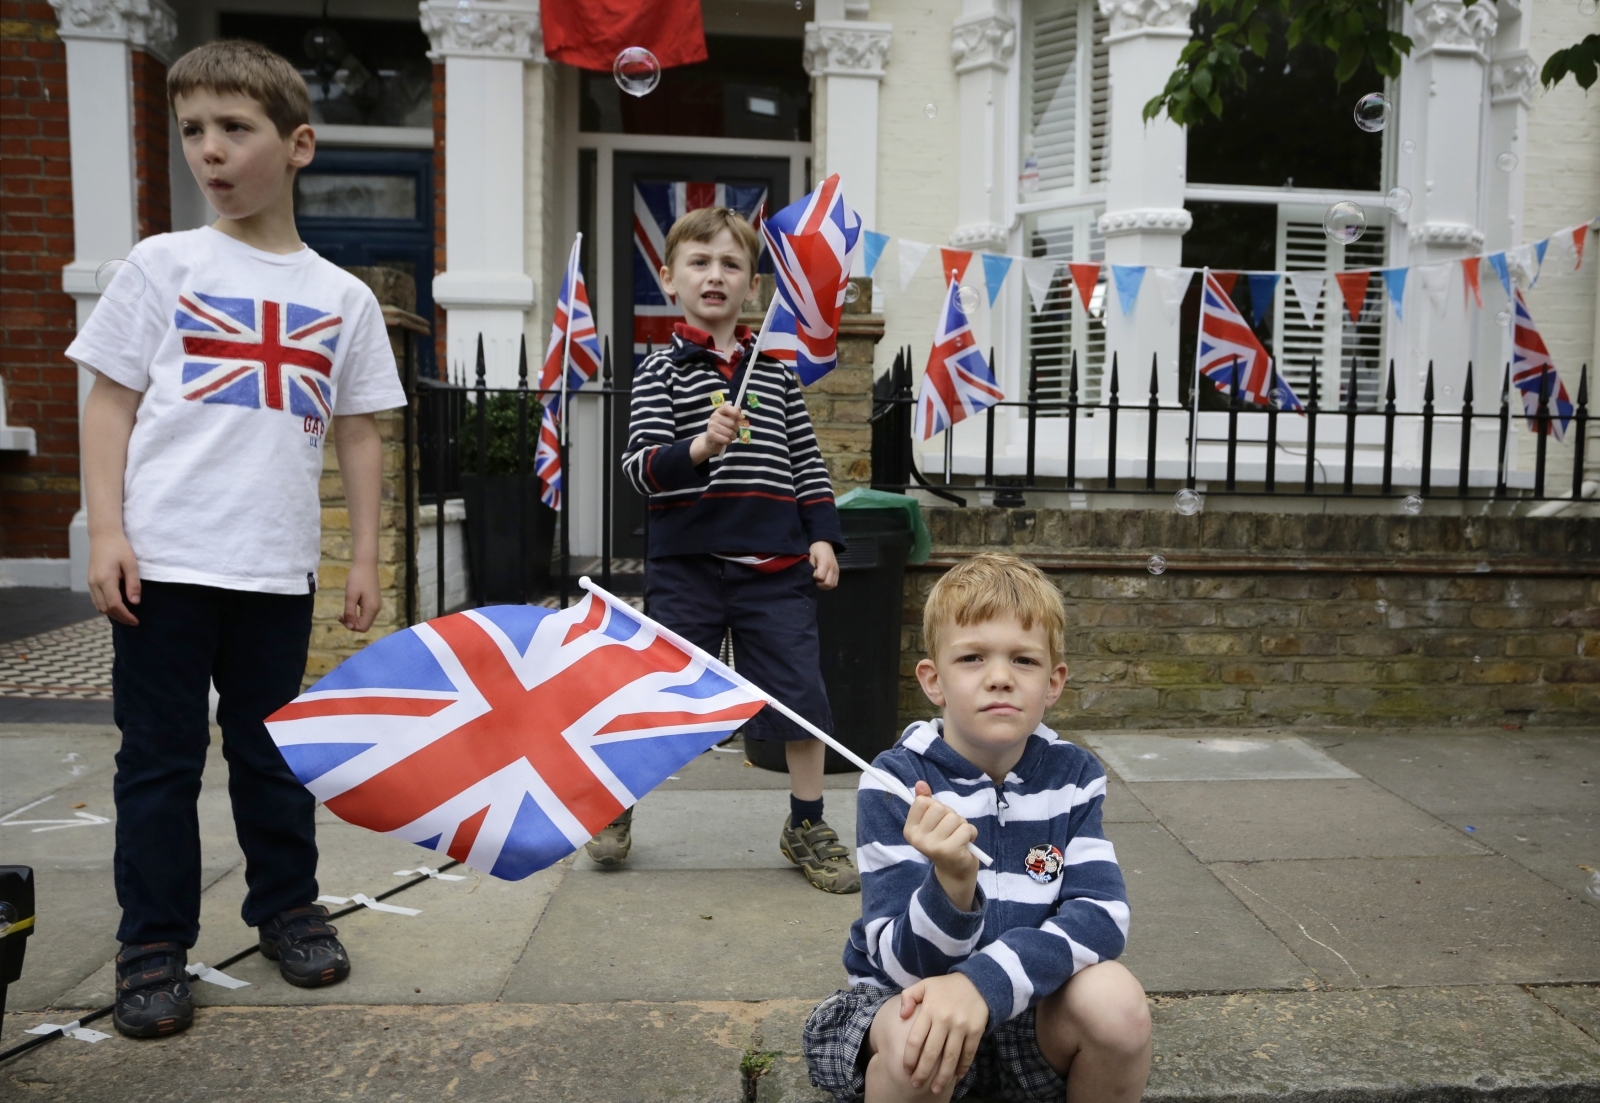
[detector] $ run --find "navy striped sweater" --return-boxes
[622,332,843,558]
[843,720,1130,1029]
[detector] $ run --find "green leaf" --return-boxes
[1248,22,1269,57]
[1334,42,1364,84]
[1192,67,1214,97]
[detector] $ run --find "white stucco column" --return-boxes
[50,0,176,591]
[1396,0,1497,408]
[804,15,890,248]
[1096,0,1194,399]
[420,0,540,389]
[948,4,1015,256]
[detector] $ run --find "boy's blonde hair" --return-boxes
[168,40,311,138]
[663,207,762,271]
[924,552,1066,666]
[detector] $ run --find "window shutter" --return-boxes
[1088,7,1110,185]
[1027,1,1079,193]
[1274,210,1387,406]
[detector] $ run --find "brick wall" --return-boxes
[131,48,169,240]
[431,61,446,377]
[899,508,1600,731]
[0,5,77,558]
[801,278,879,493]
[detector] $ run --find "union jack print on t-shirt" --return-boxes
[175,292,341,419]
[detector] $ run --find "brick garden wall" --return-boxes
[0,5,76,558]
[900,508,1600,731]
[131,48,169,241]
[802,280,879,494]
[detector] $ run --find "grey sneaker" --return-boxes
[780,815,861,894]
[585,807,633,868]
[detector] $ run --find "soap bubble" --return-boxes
[1173,488,1202,516]
[1586,870,1600,900]
[1146,555,1167,575]
[956,285,980,313]
[61,752,88,777]
[1474,561,1490,573]
[1323,202,1367,245]
[1581,0,1598,14]
[1401,494,1424,515]
[796,0,803,7]
[843,282,861,304]
[95,259,146,303]
[1385,186,1412,214]
[1402,139,1416,153]
[1376,599,1388,613]
[453,0,473,24]
[613,47,661,98]
[1353,93,1391,132]
[924,102,937,119]
[1496,309,1511,327]
[1496,151,1518,172]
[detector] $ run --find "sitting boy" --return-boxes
[804,553,1150,1101]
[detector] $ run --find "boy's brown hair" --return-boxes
[168,40,311,138]
[663,207,762,271]
[923,552,1067,666]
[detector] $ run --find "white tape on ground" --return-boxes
[351,893,420,916]
[26,1021,111,1043]
[315,894,351,905]
[393,867,466,881]
[186,962,251,989]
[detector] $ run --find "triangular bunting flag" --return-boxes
[1417,262,1452,317]
[1067,262,1101,313]
[1245,273,1280,328]
[982,253,1013,307]
[1511,243,1539,288]
[1533,238,1549,284]
[862,230,889,279]
[1287,271,1325,325]
[1022,258,1060,314]
[1111,265,1146,316]
[898,239,931,291]
[1152,267,1193,322]
[940,248,974,287]
[1573,224,1588,271]
[1462,257,1482,307]
[1212,271,1240,297]
[1334,271,1370,325]
[1487,252,1511,298]
[1379,267,1407,321]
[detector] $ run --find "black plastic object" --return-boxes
[745,507,913,774]
[0,866,36,1028]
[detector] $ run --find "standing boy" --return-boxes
[609,207,858,893]
[805,553,1150,1101]
[71,40,406,1038]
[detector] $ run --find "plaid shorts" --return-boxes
[802,985,1067,1103]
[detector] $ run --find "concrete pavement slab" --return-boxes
[0,725,119,817]
[501,869,859,1003]
[1087,733,1359,782]
[576,788,857,871]
[1106,822,1315,994]
[1319,730,1600,816]
[1101,775,1153,821]
[1126,779,1493,862]
[1532,984,1600,1044]
[1215,854,1600,988]
[1431,812,1600,906]
[6,869,121,1013]
[657,742,861,791]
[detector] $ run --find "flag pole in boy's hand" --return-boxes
[578,576,994,867]
[730,291,781,415]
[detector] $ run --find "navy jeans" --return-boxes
[110,581,318,946]
[644,554,833,742]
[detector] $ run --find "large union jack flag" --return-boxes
[913,274,1004,440]
[1511,290,1573,442]
[538,236,603,416]
[633,181,767,363]
[176,292,340,419]
[266,592,767,880]
[1197,271,1303,413]
[755,174,862,385]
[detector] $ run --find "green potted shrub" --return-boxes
[458,392,557,603]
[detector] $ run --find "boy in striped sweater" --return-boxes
[599,206,858,893]
[805,553,1150,1101]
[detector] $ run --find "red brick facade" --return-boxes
[432,61,446,378]
[1,4,77,558]
[131,48,170,240]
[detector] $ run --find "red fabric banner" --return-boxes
[939,248,974,286]
[1067,262,1102,313]
[1333,271,1370,325]
[1461,257,1482,307]
[542,0,708,72]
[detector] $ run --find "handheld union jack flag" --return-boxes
[538,236,603,416]
[1197,271,1303,412]
[756,174,863,386]
[912,273,1004,441]
[1511,290,1573,442]
[534,406,563,509]
[266,588,768,880]
[176,293,340,419]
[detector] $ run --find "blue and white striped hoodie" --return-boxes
[842,719,1130,1029]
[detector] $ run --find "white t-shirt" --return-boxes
[66,226,407,595]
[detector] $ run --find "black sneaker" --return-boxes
[113,941,194,1039]
[257,904,351,988]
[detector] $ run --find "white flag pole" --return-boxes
[578,576,994,867]
[729,292,781,417]
[1188,267,1206,486]
[557,234,581,451]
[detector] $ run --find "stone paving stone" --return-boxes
[1106,822,1315,994]
[1215,854,1600,988]
[1101,775,1154,822]
[1431,811,1600,907]
[656,742,862,792]
[501,869,859,1004]
[582,788,857,872]
[1126,779,1493,862]
[0,725,119,818]
[1532,984,1600,1044]
[1087,732,1359,782]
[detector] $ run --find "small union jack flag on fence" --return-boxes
[534,407,563,509]
[912,273,1004,440]
[1196,271,1302,413]
[1511,289,1573,442]
[266,587,768,880]
[538,236,604,416]
[176,292,341,419]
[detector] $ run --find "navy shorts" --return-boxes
[644,554,832,742]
